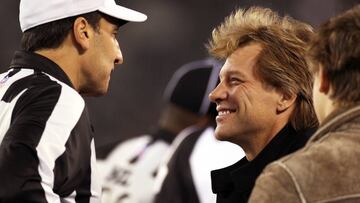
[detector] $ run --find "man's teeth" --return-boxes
[219,110,232,115]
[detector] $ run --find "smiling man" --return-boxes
[0,0,146,202]
[207,7,318,203]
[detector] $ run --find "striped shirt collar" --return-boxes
[9,50,74,88]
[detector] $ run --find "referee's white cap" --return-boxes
[19,0,147,32]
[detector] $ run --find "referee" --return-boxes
[0,0,146,202]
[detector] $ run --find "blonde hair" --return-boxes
[207,7,319,131]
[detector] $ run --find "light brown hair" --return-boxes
[207,7,319,131]
[308,5,360,106]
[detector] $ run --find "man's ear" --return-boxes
[277,92,297,113]
[319,67,330,94]
[72,17,93,50]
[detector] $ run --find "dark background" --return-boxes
[1,0,359,158]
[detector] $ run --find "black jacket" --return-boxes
[211,124,316,203]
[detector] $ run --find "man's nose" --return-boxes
[114,40,123,65]
[209,82,227,103]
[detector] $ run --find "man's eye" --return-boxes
[229,78,242,85]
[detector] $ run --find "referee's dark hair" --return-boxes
[21,11,126,52]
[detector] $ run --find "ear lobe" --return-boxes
[277,93,297,113]
[72,17,92,50]
[319,67,330,94]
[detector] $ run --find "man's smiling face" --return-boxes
[209,43,283,146]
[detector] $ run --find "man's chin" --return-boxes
[80,87,108,97]
[214,129,229,141]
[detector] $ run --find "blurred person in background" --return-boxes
[0,0,146,201]
[153,59,243,203]
[99,57,228,203]
[249,4,360,203]
[207,6,319,203]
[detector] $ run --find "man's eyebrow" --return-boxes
[109,23,119,31]
[113,26,119,32]
[114,23,121,30]
[228,70,245,77]
[220,70,246,79]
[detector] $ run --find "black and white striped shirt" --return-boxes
[0,51,100,202]
[154,126,243,203]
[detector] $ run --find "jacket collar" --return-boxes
[9,50,74,88]
[309,104,360,143]
[211,124,315,201]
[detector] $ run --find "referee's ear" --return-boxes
[72,16,92,51]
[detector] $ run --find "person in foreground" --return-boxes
[0,0,146,202]
[207,6,319,202]
[249,4,360,203]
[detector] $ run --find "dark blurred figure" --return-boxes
[250,4,360,203]
[153,107,243,203]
